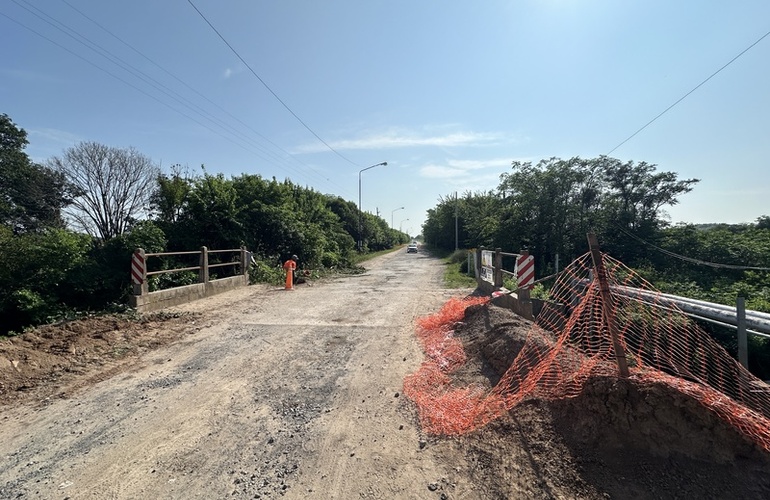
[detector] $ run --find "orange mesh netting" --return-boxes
[403,252,770,450]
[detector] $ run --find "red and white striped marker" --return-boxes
[516,254,535,289]
[131,251,145,285]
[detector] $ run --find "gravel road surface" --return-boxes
[0,249,474,499]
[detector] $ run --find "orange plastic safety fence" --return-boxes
[403,253,770,451]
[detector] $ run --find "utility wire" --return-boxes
[1,12,197,127]
[615,225,770,271]
[185,0,361,167]
[607,29,770,155]
[56,0,345,193]
[5,5,269,163]
[2,10,305,182]
[5,1,350,196]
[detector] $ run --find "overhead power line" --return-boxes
[607,29,770,155]
[185,0,360,167]
[55,0,344,193]
[616,225,770,271]
[3,1,351,196]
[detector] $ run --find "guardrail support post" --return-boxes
[476,246,484,280]
[587,232,629,378]
[240,246,248,276]
[494,248,503,288]
[737,296,748,369]
[200,246,209,284]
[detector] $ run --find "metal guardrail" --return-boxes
[611,285,770,339]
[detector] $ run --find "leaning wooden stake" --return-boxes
[587,232,630,378]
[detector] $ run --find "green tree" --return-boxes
[460,190,501,249]
[0,113,72,232]
[151,164,192,225]
[598,156,698,261]
[423,194,461,250]
[424,156,699,275]
[181,172,242,250]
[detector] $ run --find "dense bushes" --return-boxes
[0,114,410,335]
[0,170,408,335]
[0,223,164,334]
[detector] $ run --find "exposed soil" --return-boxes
[0,311,203,407]
[1,251,769,499]
[447,304,770,499]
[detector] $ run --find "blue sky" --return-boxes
[3,1,769,237]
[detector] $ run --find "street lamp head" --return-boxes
[360,161,388,174]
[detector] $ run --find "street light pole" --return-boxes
[399,218,409,232]
[358,161,387,251]
[391,206,404,229]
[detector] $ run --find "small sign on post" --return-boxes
[481,250,494,284]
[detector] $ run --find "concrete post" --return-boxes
[240,246,248,276]
[476,246,483,281]
[200,246,209,284]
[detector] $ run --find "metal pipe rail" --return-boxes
[611,285,770,336]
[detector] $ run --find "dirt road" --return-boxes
[6,248,770,499]
[0,249,476,499]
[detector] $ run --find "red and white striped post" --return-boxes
[131,248,148,296]
[516,250,535,300]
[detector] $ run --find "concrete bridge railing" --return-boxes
[129,246,250,312]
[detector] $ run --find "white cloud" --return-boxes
[294,126,519,154]
[26,128,83,162]
[419,157,521,179]
[445,157,515,171]
[335,131,498,149]
[420,164,467,179]
[29,128,81,145]
[223,66,246,79]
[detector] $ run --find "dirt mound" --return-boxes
[448,302,770,499]
[0,311,201,406]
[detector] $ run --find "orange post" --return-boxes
[282,256,297,290]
